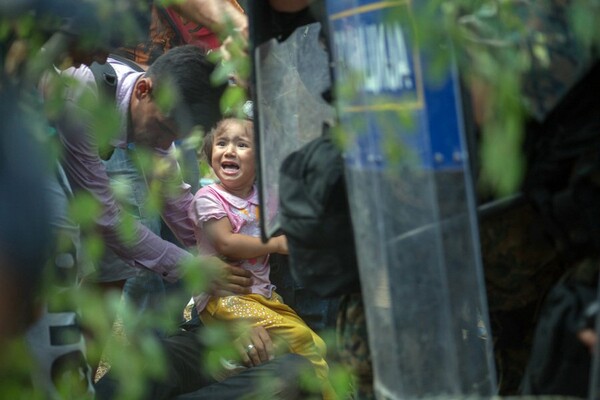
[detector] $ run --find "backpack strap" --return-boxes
[89,56,145,160]
[89,61,118,102]
[89,54,145,102]
[108,53,145,73]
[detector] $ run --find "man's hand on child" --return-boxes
[211,261,253,296]
[180,256,250,295]
[235,326,274,367]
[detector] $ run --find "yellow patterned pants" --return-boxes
[201,292,331,386]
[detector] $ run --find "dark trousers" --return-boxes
[269,254,339,332]
[95,328,314,400]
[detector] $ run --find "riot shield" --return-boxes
[325,1,497,398]
[253,22,334,238]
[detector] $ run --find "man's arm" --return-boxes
[54,69,190,282]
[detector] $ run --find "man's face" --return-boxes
[130,77,180,150]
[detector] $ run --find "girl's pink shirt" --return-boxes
[189,184,275,313]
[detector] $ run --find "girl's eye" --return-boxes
[239,142,249,148]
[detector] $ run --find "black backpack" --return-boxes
[278,135,361,298]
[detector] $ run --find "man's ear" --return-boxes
[134,77,153,99]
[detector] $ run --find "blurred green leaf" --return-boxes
[83,233,106,264]
[569,0,600,49]
[156,0,186,7]
[329,363,354,399]
[117,212,137,245]
[211,60,237,86]
[180,256,215,296]
[0,20,11,41]
[219,85,247,117]
[154,81,179,117]
[69,192,102,230]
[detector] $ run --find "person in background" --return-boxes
[119,0,247,66]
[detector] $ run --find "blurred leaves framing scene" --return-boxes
[1,0,599,399]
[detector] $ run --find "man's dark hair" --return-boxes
[145,44,227,134]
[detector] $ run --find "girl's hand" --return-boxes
[578,328,597,354]
[274,235,288,255]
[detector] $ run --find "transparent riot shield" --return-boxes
[325,1,497,398]
[254,22,334,238]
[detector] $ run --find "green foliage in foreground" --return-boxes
[1,0,599,398]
